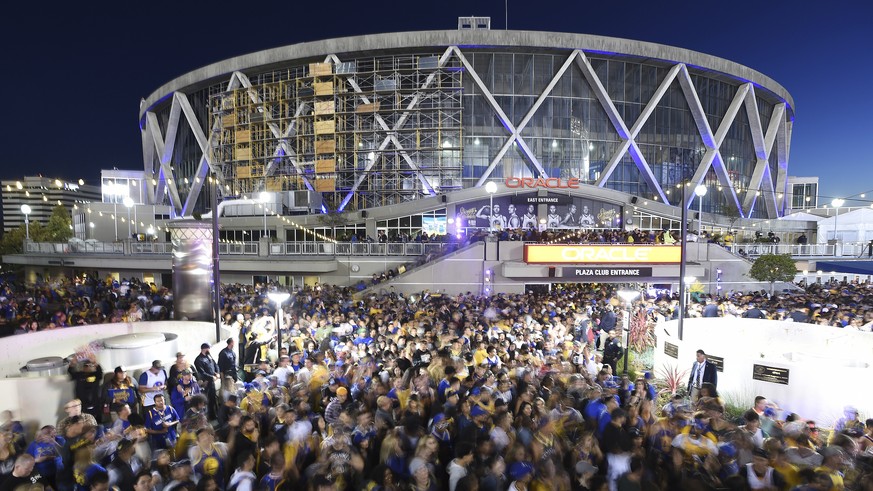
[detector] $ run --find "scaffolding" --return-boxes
[208,53,464,210]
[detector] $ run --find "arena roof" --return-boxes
[140,30,794,120]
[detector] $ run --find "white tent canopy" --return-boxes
[779,211,823,222]
[816,207,873,243]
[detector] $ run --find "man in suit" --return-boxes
[687,349,717,402]
[194,343,220,420]
[217,338,239,382]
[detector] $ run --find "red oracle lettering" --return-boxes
[503,177,583,189]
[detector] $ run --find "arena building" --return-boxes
[139,23,795,228]
[7,22,815,291]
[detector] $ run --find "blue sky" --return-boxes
[1,0,870,204]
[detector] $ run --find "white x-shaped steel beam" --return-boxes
[331,48,454,211]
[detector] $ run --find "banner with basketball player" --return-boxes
[455,193,621,230]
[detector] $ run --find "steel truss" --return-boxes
[141,46,790,217]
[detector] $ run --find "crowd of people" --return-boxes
[0,276,172,335]
[0,278,872,491]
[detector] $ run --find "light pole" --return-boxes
[484,181,497,233]
[20,204,31,240]
[831,198,844,242]
[260,192,269,237]
[123,196,134,239]
[617,289,640,375]
[694,185,707,238]
[267,291,291,357]
[684,276,696,308]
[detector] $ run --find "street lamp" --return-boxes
[123,196,134,239]
[693,185,708,261]
[694,185,707,238]
[20,204,31,240]
[484,181,497,233]
[260,192,270,237]
[831,198,845,241]
[684,276,696,307]
[617,290,640,375]
[267,291,291,356]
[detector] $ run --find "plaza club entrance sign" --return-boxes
[524,245,682,264]
[562,267,653,279]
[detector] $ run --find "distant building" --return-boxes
[786,176,819,212]
[1,176,101,234]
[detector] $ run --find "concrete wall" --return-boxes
[0,321,228,438]
[654,318,873,426]
[367,241,494,296]
[0,321,222,378]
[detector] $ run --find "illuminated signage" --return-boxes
[511,195,572,205]
[505,177,580,189]
[524,245,682,264]
[562,267,653,279]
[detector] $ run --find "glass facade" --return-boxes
[146,44,790,220]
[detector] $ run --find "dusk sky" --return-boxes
[2,0,870,205]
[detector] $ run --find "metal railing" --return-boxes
[724,243,870,258]
[129,242,173,254]
[218,242,259,255]
[25,241,124,254]
[23,240,460,258]
[269,242,458,256]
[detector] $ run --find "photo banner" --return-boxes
[456,193,621,230]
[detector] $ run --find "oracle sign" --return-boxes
[524,244,682,264]
[504,177,580,189]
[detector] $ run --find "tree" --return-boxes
[44,204,73,242]
[748,253,798,294]
[723,205,742,232]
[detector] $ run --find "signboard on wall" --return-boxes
[524,245,682,264]
[511,195,572,205]
[707,355,724,372]
[562,267,653,279]
[752,364,789,385]
[664,342,679,359]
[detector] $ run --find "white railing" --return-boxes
[725,242,871,258]
[23,241,459,257]
[269,242,458,256]
[25,241,124,254]
[129,242,173,254]
[218,242,259,255]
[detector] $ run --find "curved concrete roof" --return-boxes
[140,29,794,120]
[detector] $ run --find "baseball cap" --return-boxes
[471,405,487,417]
[337,387,348,396]
[151,360,164,369]
[200,343,211,350]
[509,461,534,481]
[114,366,125,374]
